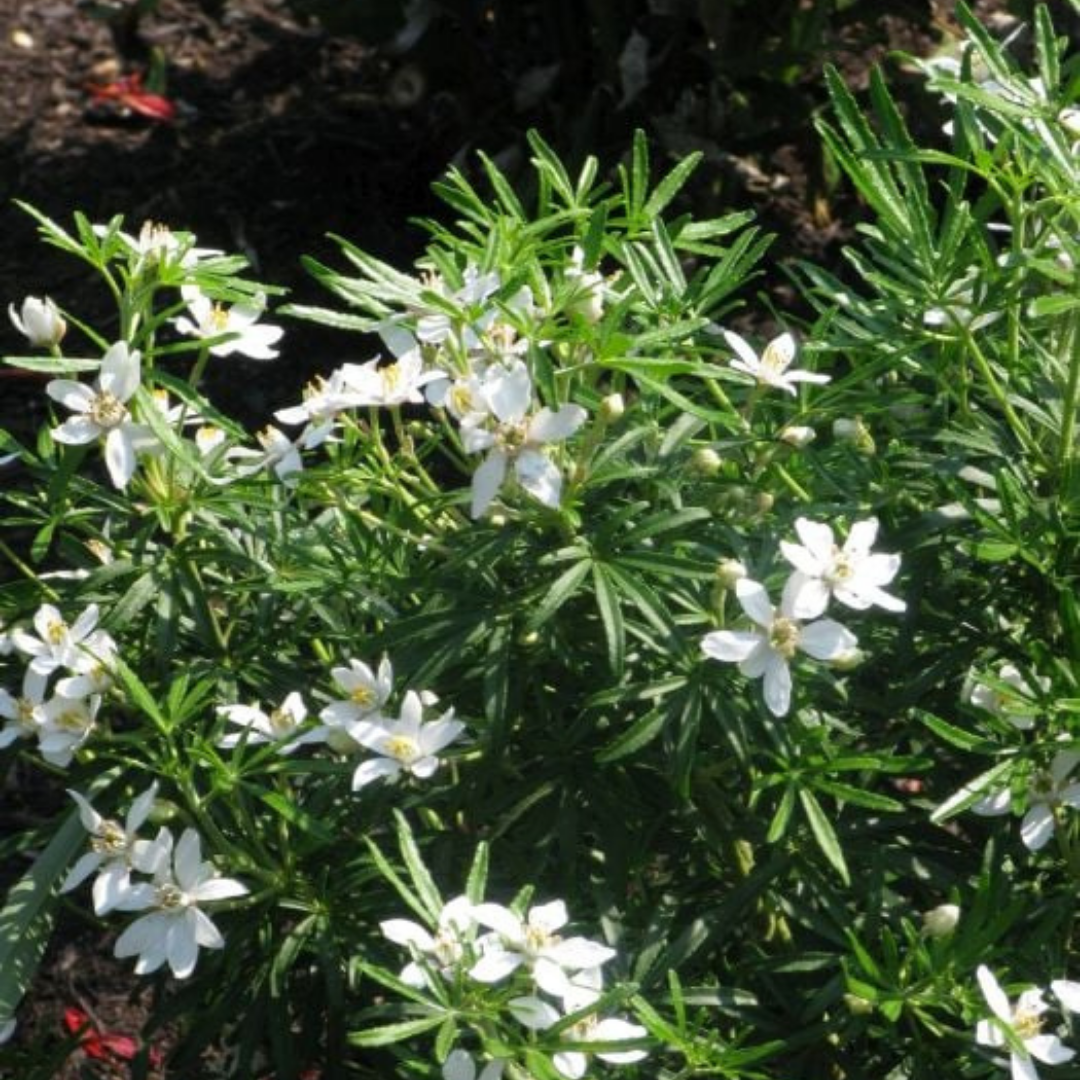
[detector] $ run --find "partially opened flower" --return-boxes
[975,965,1075,1080]
[35,692,100,768]
[966,663,1047,731]
[723,330,829,395]
[780,517,905,619]
[380,895,476,987]
[10,294,66,347]
[701,577,857,717]
[174,286,283,360]
[46,342,152,489]
[350,690,464,790]
[113,827,248,979]
[552,984,649,1080]
[62,783,168,914]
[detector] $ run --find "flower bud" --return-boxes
[1061,108,1080,139]
[566,246,605,323]
[600,392,625,423]
[921,903,960,938]
[779,424,816,449]
[755,492,774,515]
[829,648,865,672]
[715,558,748,589]
[9,295,66,347]
[832,416,875,456]
[843,993,875,1016]
[691,448,723,476]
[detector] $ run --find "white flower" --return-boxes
[340,352,440,408]
[380,895,476,987]
[9,295,66,347]
[700,577,858,717]
[442,1049,505,1080]
[966,663,1047,731]
[274,368,363,446]
[975,965,1075,1080]
[113,827,248,979]
[11,603,101,676]
[723,330,829,395]
[973,750,1080,851]
[469,899,616,997]
[174,286,283,360]
[318,656,393,732]
[225,425,304,485]
[552,983,649,1079]
[61,783,167,914]
[350,690,464,790]
[565,246,605,323]
[34,692,100,767]
[463,359,587,518]
[415,265,502,345]
[217,691,309,752]
[0,667,48,749]
[47,342,152,489]
[55,629,118,698]
[780,517,905,619]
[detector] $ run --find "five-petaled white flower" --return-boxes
[113,827,248,979]
[62,783,167,914]
[780,517,905,619]
[174,286,283,360]
[217,691,309,752]
[10,294,66,347]
[701,577,857,717]
[975,965,1077,1080]
[47,342,151,489]
[350,690,464,790]
[469,899,616,997]
[550,983,649,1080]
[462,359,587,518]
[723,330,830,395]
[11,603,101,677]
[973,750,1080,851]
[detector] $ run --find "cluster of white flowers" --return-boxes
[700,517,905,716]
[62,784,248,979]
[0,602,116,766]
[381,894,647,1080]
[216,655,465,792]
[976,965,1080,1080]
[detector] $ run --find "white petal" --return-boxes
[762,653,792,716]
[380,919,435,951]
[845,518,880,556]
[793,518,836,563]
[191,906,225,948]
[738,640,772,679]
[734,578,775,628]
[1028,1034,1074,1064]
[351,757,401,789]
[471,450,507,518]
[52,416,101,445]
[515,449,563,508]
[701,630,761,663]
[1052,980,1080,1013]
[1021,805,1056,851]
[104,429,137,489]
[469,949,524,984]
[192,876,248,902]
[553,1051,587,1080]
[722,330,759,370]
[779,540,824,579]
[547,936,616,971]
[100,342,140,402]
[507,995,560,1030]
[443,1049,477,1080]
[166,913,200,978]
[529,900,569,933]
[61,851,103,894]
[473,902,524,941]
[527,404,587,445]
[47,380,95,412]
[782,572,830,620]
[485,360,532,424]
[799,619,857,661]
[67,789,103,833]
[93,863,133,914]
[1010,1054,1039,1080]
[977,966,1013,1025]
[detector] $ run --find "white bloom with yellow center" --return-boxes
[62,783,168,914]
[700,577,857,717]
[380,895,476,988]
[780,517,905,619]
[174,286,283,360]
[551,983,649,1079]
[47,342,151,489]
[976,965,1077,1080]
[34,692,100,768]
[11,603,101,677]
[0,667,48,749]
[217,691,309,752]
[113,827,249,979]
[723,330,830,395]
[350,690,464,790]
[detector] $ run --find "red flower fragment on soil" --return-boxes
[85,73,177,123]
[63,1006,161,1066]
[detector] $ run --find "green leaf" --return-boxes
[2,355,101,374]
[932,760,1014,823]
[596,705,667,763]
[798,789,850,885]
[917,710,988,752]
[394,811,443,921]
[644,151,703,218]
[0,809,85,1019]
[526,558,591,632]
[592,563,625,676]
[347,1014,446,1047]
[466,840,489,905]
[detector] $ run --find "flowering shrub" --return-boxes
[3,4,1080,1077]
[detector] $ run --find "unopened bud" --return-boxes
[1061,108,1080,139]
[755,492,774,515]
[600,392,625,423]
[779,424,816,449]
[9,295,66,348]
[691,448,722,476]
[921,903,960,938]
[829,648,865,672]
[843,993,875,1016]
[716,558,748,589]
[833,416,876,456]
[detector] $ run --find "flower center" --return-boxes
[46,617,69,645]
[448,382,476,417]
[268,706,296,735]
[524,924,557,955]
[769,617,801,659]
[155,883,185,909]
[208,304,231,333]
[54,708,90,734]
[495,421,528,454]
[385,735,419,764]
[380,363,403,395]
[350,685,377,707]
[826,549,854,584]
[91,820,128,857]
[432,927,462,967]
[16,696,37,728]
[1014,1005,1042,1041]
[90,391,128,430]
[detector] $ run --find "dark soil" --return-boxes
[0,0,1038,1075]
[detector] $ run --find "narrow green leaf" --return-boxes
[394,810,443,921]
[932,760,1013,823]
[644,152,703,218]
[347,1014,446,1048]
[596,705,667,763]
[798,789,850,885]
[766,785,797,843]
[592,563,625,676]
[526,558,591,632]
[466,841,489,905]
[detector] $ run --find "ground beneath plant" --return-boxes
[0,0,1035,1075]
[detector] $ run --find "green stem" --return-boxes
[1056,310,1080,479]
[0,538,59,599]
